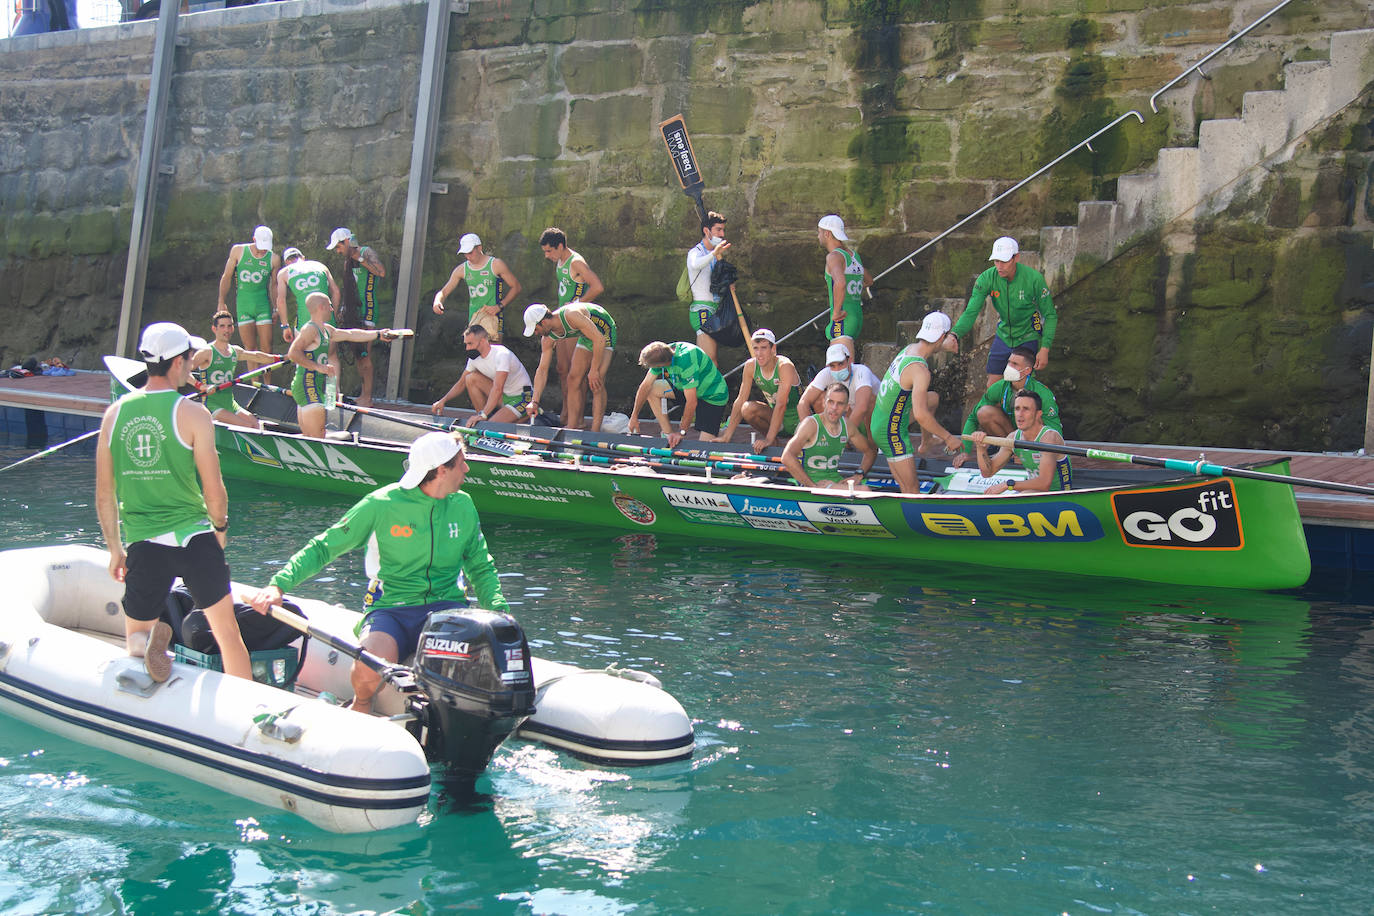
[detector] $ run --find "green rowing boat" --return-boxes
[205,390,1310,591]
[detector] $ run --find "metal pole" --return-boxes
[115,0,180,359]
[388,0,461,401]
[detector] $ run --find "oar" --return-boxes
[973,435,1374,497]
[344,402,454,434]
[455,424,787,467]
[0,428,102,474]
[0,358,288,475]
[196,358,287,398]
[264,604,419,693]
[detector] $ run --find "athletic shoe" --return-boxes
[144,620,173,682]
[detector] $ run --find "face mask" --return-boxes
[707,235,724,249]
[832,367,851,382]
[464,348,481,360]
[1003,365,1024,383]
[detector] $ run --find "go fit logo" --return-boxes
[1110,479,1242,550]
[390,524,414,537]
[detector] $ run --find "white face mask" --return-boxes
[832,367,851,382]
[706,235,724,249]
[1003,365,1024,383]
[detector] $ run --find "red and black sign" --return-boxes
[1111,478,1243,550]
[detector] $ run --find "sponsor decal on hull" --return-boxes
[232,432,378,485]
[1110,479,1242,550]
[901,501,1105,541]
[662,487,892,537]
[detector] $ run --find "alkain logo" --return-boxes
[1111,479,1242,550]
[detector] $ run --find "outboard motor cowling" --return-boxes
[411,608,536,778]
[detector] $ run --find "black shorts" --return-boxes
[694,401,726,436]
[123,531,231,622]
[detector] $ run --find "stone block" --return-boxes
[1139,5,1233,47]
[569,11,637,42]
[566,95,655,152]
[528,15,578,44]
[955,111,1044,180]
[498,100,567,160]
[681,87,757,135]
[779,107,863,163]
[754,169,848,227]
[559,43,645,95]
[900,180,989,231]
[470,160,594,201]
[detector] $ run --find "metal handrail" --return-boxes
[1148,0,1296,112]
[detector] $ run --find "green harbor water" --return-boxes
[2,437,1373,914]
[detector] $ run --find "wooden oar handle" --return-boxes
[963,433,1015,448]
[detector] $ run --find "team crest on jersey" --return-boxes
[119,415,166,469]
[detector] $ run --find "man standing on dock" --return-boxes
[217,225,281,356]
[685,211,731,367]
[870,311,962,494]
[275,247,340,341]
[819,214,870,364]
[950,236,1057,389]
[540,228,605,426]
[248,432,509,715]
[329,228,389,407]
[433,233,523,343]
[523,301,617,432]
[96,322,252,683]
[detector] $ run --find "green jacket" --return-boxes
[951,263,1056,349]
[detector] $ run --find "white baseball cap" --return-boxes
[989,236,1019,261]
[915,311,952,343]
[825,343,851,364]
[399,432,463,489]
[282,247,303,262]
[522,303,552,337]
[138,322,208,361]
[327,227,353,249]
[817,214,849,241]
[253,226,273,251]
[458,233,482,254]
[750,328,776,344]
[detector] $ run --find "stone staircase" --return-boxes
[859,27,1374,407]
[1039,27,1374,289]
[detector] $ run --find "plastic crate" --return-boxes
[173,645,300,689]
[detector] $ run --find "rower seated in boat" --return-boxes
[191,311,281,430]
[968,389,1072,494]
[781,382,876,489]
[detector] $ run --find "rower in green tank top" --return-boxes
[782,382,878,489]
[191,311,279,430]
[819,214,871,365]
[96,321,252,682]
[869,311,962,494]
[433,232,522,342]
[969,388,1074,494]
[217,225,281,355]
[328,228,390,408]
[524,301,618,432]
[718,328,802,452]
[275,248,339,338]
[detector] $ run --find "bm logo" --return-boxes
[1111,479,1242,550]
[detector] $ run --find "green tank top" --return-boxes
[464,258,499,319]
[549,304,616,345]
[235,246,273,310]
[802,416,848,483]
[752,356,800,429]
[202,344,238,413]
[556,251,588,308]
[283,260,330,328]
[1014,426,1073,491]
[824,248,864,314]
[352,256,376,317]
[109,389,211,545]
[873,351,927,428]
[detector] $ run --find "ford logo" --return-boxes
[819,505,854,518]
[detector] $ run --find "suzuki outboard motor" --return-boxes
[411,608,536,779]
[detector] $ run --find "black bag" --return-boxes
[702,260,746,347]
[164,585,306,655]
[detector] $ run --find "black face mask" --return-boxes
[464,348,481,360]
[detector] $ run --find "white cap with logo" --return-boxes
[750,328,776,344]
[458,233,482,254]
[988,236,1019,262]
[282,247,303,262]
[139,322,208,362]
[399,432,463,489]
[253,226,273,251]
[522,303,552,337]
[915,311,952,343]
[817,214,849,242]
[327,227,353,249]
[825,343,851,364]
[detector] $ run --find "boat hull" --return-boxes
[211,421,1312,590]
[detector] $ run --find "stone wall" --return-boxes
[1,0,1371,447]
